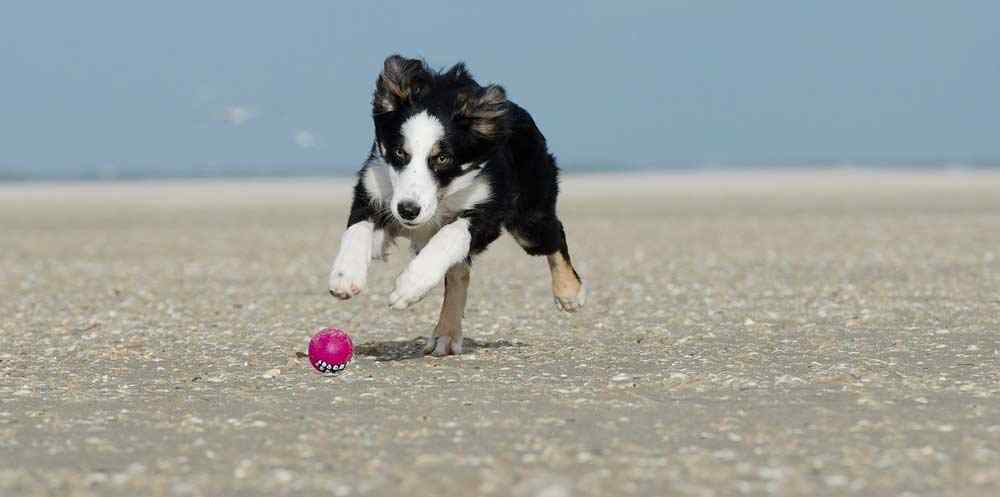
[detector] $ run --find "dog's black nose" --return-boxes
[397,201,421,221]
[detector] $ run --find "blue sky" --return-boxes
[2,1,998,176]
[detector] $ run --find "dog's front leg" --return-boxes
[329,220,374,299]
[388,218,471,309]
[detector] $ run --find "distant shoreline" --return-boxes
[3,161,1000,183]
[5,169,1000,206]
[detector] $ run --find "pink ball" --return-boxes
[308,327,353,374]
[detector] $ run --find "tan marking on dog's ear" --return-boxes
[373,55,432,114]
[456,84,510,139]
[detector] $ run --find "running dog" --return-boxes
[329,55,585,356]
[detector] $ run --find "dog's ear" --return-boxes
[442,62,474,87]
[373,55,432,114]
[455,84,510,139]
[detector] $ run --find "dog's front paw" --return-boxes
[328,265,366,300]
[388,269,438,309]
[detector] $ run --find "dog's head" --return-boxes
[371,55,509,227]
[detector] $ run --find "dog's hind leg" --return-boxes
[547,241,585,312]
[545,224,586,312]
[424,263,470,356]
[511,215,586,312]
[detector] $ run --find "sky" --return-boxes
[1,1,998,178]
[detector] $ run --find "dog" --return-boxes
[328,55,585,356]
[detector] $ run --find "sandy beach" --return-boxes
[2,171,999,496]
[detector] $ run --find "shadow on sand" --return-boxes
[355,337,527,361]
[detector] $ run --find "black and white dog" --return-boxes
[329,55,585,356]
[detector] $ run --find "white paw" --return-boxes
[388,269,438,309]
[328,264,366,300]
[554,282,587,312]
[329,222,373,299]
[422,335,463,356]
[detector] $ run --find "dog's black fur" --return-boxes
[348,55,575,266]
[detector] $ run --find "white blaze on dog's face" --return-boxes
[387,111,444,226]
[369,56,511,228]
[375,109,494,228]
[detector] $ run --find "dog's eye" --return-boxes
[434,154,452,166]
